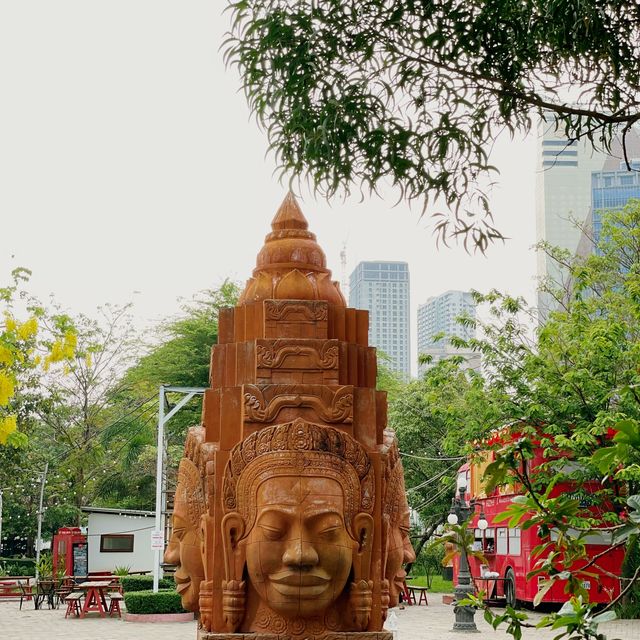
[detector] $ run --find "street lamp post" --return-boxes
[447,485,488,633]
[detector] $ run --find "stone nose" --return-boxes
[403,536,416,564]
[282,537,319,569]
[164,538,180,565]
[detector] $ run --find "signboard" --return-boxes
[73,543,88,576]
[151,530,164,551]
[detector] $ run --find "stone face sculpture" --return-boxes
[382,430,416,609]
[164,427,214,612]
[166,193,414,639]
[221,420,374,635]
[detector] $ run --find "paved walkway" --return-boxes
[0,597,639,639]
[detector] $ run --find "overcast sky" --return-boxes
[0,2,539,374]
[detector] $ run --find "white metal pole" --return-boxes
[153,386,165,593]
[35,463,48,581]
[0,488,3,556]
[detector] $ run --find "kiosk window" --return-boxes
[100,534,134,553]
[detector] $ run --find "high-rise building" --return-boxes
[416,290,480,375]
[535,115,640,312]
[592,160,640,248]
[348,261,410,377]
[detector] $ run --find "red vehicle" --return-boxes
[453,445,623,607]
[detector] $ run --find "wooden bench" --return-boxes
[0,577,32,599]
[107,592,124,618]
[64,592,84,618]
[407,585,429,605]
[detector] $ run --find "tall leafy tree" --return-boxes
[0,268,76,447]
[31,303,140,521]
[94,282,240,510]
[390,360,499,559]
[225,0,639,249]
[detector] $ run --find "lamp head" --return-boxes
[447,512,459,525]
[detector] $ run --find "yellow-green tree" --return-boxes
[0,268,75,446]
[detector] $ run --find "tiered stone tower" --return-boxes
[167,194,410,640]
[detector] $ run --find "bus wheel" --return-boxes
[504,568,516,608]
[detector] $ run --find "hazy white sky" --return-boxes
[0,2,539,373]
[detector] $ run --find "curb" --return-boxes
[124,612,194,623]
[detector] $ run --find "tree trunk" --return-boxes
[405,513,446,575]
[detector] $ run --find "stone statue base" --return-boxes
[199,633,393,640]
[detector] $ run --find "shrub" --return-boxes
[121,575,174,592]
[123,589,186,615]
[0,557,35,576]
[412,544,444,589]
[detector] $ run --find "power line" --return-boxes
[412,479,457,512]
[406,461,460,493]
[42,393,158,469]
[401,451,465,462]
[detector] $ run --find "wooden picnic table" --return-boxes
[76,581,112,618]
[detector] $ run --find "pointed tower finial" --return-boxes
[271,192,308,231]
[238,193,346,306]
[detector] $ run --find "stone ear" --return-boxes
[350,513,375,631]
[221,513,246,632]
[353,512,374,554]
[352,512,374,578]
[221,513,245,581]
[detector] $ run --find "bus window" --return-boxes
[496,528,508,555]
[473,529,483,551]
[470,451,494,498]
[484,528,495,554]
[457,470,469,492]
[509,528,521,555]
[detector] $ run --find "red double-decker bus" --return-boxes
[453,443,624,607]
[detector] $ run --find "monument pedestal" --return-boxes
[199,633,394,640]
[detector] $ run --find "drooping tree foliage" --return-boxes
[225,0,640,249]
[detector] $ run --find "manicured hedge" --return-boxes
[123,589,186,614]
[0,557,35,576]
[120,575,174,592]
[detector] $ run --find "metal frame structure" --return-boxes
[152,385,206,592]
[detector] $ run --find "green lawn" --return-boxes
[407,575,453,593]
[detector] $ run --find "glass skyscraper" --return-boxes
[417,290,480,375]
[348,261,410,377]
[591,161,640,248]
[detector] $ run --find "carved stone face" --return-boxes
[164,459,205,611]
[244,476,356,617]
[385,507,416,607]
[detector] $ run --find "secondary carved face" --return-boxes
[386,507,416,607]
[245,476,355,617]
[164,458,205,611]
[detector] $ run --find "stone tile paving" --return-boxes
[1,597,639,640]
[391,599,640,640]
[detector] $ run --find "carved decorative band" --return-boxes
[243,385,352,424]
[264,300,328,321]
[256,342,338,370]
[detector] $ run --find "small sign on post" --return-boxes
[151,530,164,551]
